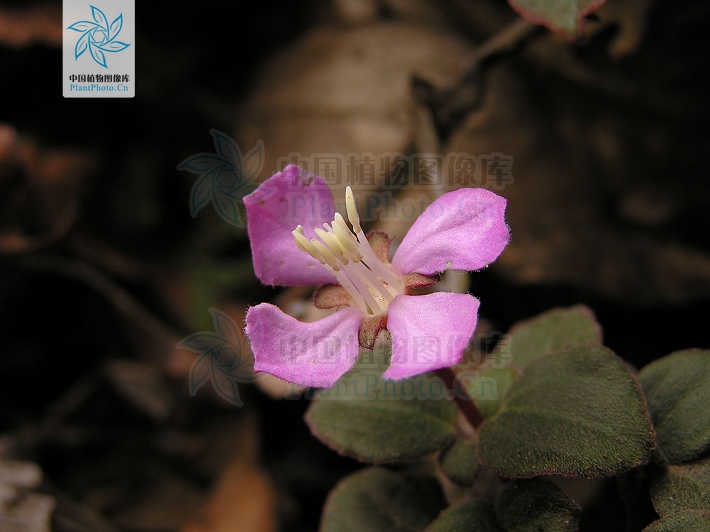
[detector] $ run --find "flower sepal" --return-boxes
[358,315,388,350]
[313,284,353,310]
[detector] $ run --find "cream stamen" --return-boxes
[292,188,405,316]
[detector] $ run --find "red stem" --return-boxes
[435,367,485,430]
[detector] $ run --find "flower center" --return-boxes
[292,186,404,317]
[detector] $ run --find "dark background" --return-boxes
[1,0,709,530]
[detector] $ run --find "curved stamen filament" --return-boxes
[359,243,403,288]
[292,188,405,316]
[330,267,370,314]
[340,261,386,315]
[331,215,363,262]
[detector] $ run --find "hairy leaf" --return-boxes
[306,368,457,463]
[321,468,445,532]
[473,367,518,419]
[438,437,479,487]
[652,456,710,516]
[496,478,581,531]
[642,511,710,532]
[501,305,602,372]
[639,349,710,463]
[478,345,654,478]
[426,499,503,532]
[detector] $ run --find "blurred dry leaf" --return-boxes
[594,0,654,58]
[104,360,174,422]
[0,460,42,489]
[382,0,452,28]
[333,0,380,25]
[183,414,276,532]
[112,477,205,531]
[447,67,710,305]
[165,296,250,380]
[182,459,276,532]
[0,459,54,532]
[0,491,55,532]
[0,3,62,48]
[51,490,120,532]
[254,373,305,400]
[0,124,17,163]
[238,22,472,179]
[0,125,96,253]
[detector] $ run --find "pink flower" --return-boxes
[244,165,510,388]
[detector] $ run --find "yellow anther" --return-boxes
[314,228,349,264]
[291,189,406,316]
[345,186,362,234]
[311,240,341,271]
[333,213,363,261]
[293,228,326,265]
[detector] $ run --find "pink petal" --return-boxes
[391,188,510,276]
[244,165,337,286]
[246,303,363,388]
[383,292,479,380]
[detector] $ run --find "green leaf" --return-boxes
[651,456,710,516]
[426,499,503,532]
[496,478,581,532]
[438,437,479,487]
[642,510,710,532]
[305,368,458,463]
[507,0,606,39]
[501,305,602,372]
[473,367,518,419]
[472,305,601,419]
[478,345,654,478]
[321,467,446,532]
[639,349,710,463]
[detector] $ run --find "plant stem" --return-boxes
[435,367,485,430]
